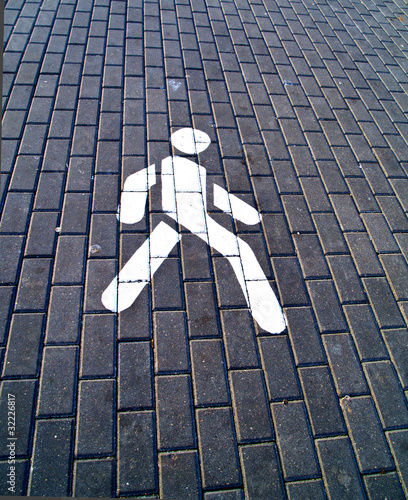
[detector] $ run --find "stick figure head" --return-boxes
[171,128,211,154]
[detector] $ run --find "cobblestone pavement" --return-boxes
[2,0,408,496]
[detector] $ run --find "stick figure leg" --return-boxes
[102,221,180,312]
[204,216,286,334]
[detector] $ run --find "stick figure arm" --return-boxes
[213,184,261,225]
[118,164,156,224]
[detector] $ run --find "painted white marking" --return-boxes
[102,128,286,333]
[168,79,182,91]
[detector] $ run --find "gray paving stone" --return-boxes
[377,196,408,233]
[272,160,302,194]
[379,254,408,301]
[75,379,114,456]
[230,369,273,443]
[0,286,13,344]
[117,341,152,410]
[272,257,309,307]
[0,459,28,496]
[220,309,259,369]
[342,395,393,473]
[60,193,90,234]
[84,259,117,312]
[156,375,195,450]
[312,213,348,254]
[364,361,408,429]
[159,451,200,500]
[239,443,285,500]
[307,280,347,333]
[262,214,295,256]
[330,194,365,232]
[285,479,326,500]
[299,366,345,437]
[0,380,36,458]
[322,334,369,396]
[153,257,183,310]
[2,313,44,377]
[197,407,241,489]
[80,314,115,378]
[190,339,229,406]
[363,472,405,500]
[327,255,366,304]
[154,311,189,374]
[213,257,248,308]
[0,192,33,234]
[382,329,408,390]
[363,277,405,329]
[361,213,399,253]
[0,235,24,285]
[272,401,320,480]
[9,156,40,192]
[316,160,349,194]
[259,336,301,401]
[185,282,220,338]
[15,258,52,312]
[386,429,408,494]
[45,286,81,344]
[316,436,365,500]
[117,411,157,495]
[53,235,87,285]
[37,346,78,416]
[34,172,64,210]
[73,458,114,498]
[28,419,73,496]
[293,234,330,279]
[345,232,384,277]
[25,212,58,257]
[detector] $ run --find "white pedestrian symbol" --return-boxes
[102,128,286,334]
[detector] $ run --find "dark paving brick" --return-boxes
[84,259,117,312]
[361,213,399,253]
[34,172,65,210]
[196,407,241,489]
[152,258,184,310]
[285,479,326,500]
[9,155,41,191]
[299,366,345,437]
[37,346,78,416]
[159,451,200,500]
[363,277,406,329]
[73,458,114,498]
[154,311,189,374]
[190,339,229,406]
[307,280,347,333]
[379,254,408,301]
[377,196,408,232]
[117,411,157,495]
[118,285,151,340]
[322,333,368,396]
[230,369,273,443]
[0,460,28,496]
[80,314,115,378]
[25,212,59,257]
[53,235,87,285]
[60,192,91,234]
[76,379,114,456]
[363,361,408,429]
[0,287,14,344]
[15,258,52,312]
[386,430,408,494]
[45,286,82,344]
[118,341,152,410]
[312,214,348,259]
[327,255,366,304]
[156,375,195,450]
[272,401,319,481]
[363,471,405,500]
[0,379,36,458]
[345,233,384,277]
[342,395,393,473]
[259,336,301,401]
[262,214,295,256]
[28,419,73,497]
[316,160,349,194]
[239,443,285,500]
[0,192,33,234]
[0,235,24,285]
[220,310,259,369]
[185,282,220,338]
[383,329,408,390]
[329,194,365,232]
[316,437,365,499]
[293,234,330,279]
[272,257,309,307]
